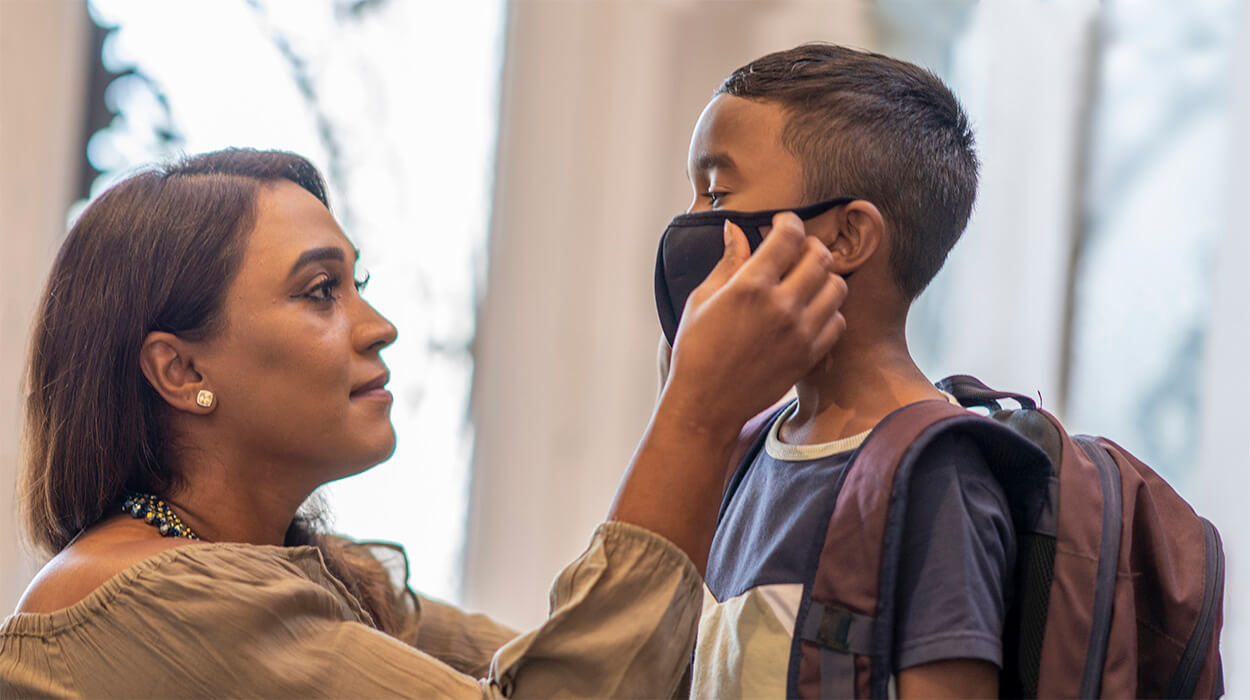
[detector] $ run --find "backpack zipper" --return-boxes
[1166,518,1224,697]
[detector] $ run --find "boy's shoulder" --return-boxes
[721,399,791,491]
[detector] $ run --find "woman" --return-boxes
[0,149,845,697]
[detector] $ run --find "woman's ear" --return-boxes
[139,331,214,413]
[826,200,884,277]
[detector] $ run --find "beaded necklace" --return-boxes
[122,493,200,540]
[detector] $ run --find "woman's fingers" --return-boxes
[691,220,752,302]
[779,236,837,308]
[665,210,849,433]
[734,212,808,285]
[743,212,844,354]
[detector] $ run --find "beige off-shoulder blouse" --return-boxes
[0,521,700,698]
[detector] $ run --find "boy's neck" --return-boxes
[782,323,946,446]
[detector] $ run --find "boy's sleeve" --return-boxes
[892,432,1016,671]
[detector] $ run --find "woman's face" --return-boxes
[190,180,398,486]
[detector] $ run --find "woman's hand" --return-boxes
[663,212,847,436]
[610,212,847,574]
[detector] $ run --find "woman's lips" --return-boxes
[351,372,392,400]
[353,387,393,401]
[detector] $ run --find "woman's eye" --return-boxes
[354,272,371,292]
[301,276,340,303]
[706,191,727,206]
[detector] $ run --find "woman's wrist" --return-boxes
[653,374,745,452]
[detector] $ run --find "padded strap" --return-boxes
[813,400,1053,698]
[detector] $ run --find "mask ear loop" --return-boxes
[667,195,860,229]
[786,195,860,221]
[724,196,860,250]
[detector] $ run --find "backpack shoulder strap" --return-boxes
[717,399,795,526]
[802,399,1053,698]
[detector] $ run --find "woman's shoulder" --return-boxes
[14,517,197,615]
[9,517,352,626]
[1,528,420,698]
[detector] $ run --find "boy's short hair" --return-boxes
[718,43,978,300]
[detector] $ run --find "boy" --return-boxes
[657,45,1010,698]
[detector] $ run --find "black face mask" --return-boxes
[653,196,856,346]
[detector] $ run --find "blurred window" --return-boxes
[898,0,1239,486]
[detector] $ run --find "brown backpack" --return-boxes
[721,375,1224,698]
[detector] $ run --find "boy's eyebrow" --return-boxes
[692,152,738,174]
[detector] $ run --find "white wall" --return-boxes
[0,0,88,610]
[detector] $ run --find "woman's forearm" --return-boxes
[607,391,738,576]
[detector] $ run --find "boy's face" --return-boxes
[686,94,806,214]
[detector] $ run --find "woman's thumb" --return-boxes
[702,220,750,291]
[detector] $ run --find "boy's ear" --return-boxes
[139,331,214,414]
[824,200,884,277]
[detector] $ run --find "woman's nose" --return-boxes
[354,300,398,354]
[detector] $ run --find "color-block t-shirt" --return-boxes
[693,401,1016,697]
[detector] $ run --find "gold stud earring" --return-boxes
[196,390,214,408]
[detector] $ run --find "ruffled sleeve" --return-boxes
[342,538,520,677]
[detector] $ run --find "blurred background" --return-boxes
[2,0,1247,691]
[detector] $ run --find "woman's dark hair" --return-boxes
[719,43,979,300]
[21,148,402,633]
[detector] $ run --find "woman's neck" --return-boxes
[163,447,312,546]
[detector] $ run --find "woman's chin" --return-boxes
[354,415,397,457]
[307,422,397,485]
[359,429,398,468]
